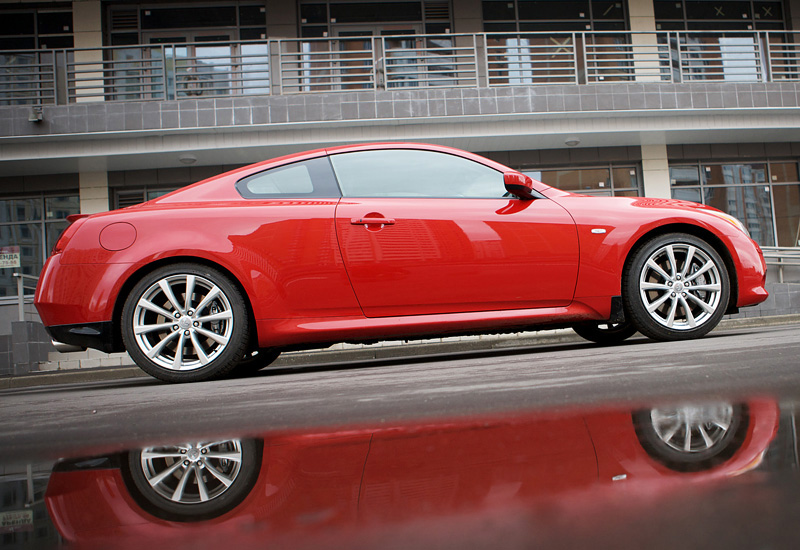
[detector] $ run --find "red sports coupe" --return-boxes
[34,143,768,382]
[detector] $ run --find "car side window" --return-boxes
[329,149,505,198]
[236,157,341,199]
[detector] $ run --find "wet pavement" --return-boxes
[2,323,800,549]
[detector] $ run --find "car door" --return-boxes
[331,148,579,318]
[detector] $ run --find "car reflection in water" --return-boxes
[42,399,782,548]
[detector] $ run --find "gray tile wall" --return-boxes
[4,82,800,139]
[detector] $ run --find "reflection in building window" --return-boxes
[523,165,641,197]
[0,194,79,297]
[670,160,800,248]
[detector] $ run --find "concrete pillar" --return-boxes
[641,144,672,199]
[452,1,485,87]
[267,0,299,95]
[79,171,109,213]
[452,0,483,34]
[72,1,104,102]
[628,0,661,82]
[266,0,297,38]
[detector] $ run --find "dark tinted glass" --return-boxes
[39,36,73,49]
[685,1,751,20]
[755,2,783,20]
[0,12,34,35]
[239,5,266,26]
[141,7,237,30]
[483,0,516,20]
[593,1,625,20]
[518,1,590,20]
[330,2,421,23]
[301,4,328,23]
[654,0,685,20]
[37,11,72,35]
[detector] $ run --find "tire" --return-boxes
[123,439,262,521]
[121,263,249,383]
[623,233,730,341]
[633,403,748,472]
[572,320,637,345]
[233,348,281,377]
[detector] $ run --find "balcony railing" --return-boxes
[2,30,800,105]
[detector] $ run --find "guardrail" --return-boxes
[12,272,39,322]
[762,247,800,283]
[2,30,800,104]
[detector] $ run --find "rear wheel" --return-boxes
[623,233,729,341]
[572,320,637,345]
[122,263,249,383]
[123,438,261,521]
[233,348,281,377]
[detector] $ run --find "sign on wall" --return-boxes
[0,246,21,269]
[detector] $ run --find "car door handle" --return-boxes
[351,218,396,225]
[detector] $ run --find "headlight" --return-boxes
[708,210,750,239]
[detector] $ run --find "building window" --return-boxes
[113,187,178,209]
[0,194,79,298]
[521,165,641,197]
[0,5,73,50]
[670,160,800,247]
[107,2,267,45]
[299,1,452,37]
[483,0,627,32]
[655,0,786,31]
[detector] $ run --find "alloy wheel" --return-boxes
[638,243,723,330]
[131,273,234,372]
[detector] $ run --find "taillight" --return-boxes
[52,215,89,255]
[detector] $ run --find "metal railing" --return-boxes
[3,30,800,104]
[12,272,38,322]
[762,247,800,283]
[0,50,57,105]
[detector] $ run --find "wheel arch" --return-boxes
[622,223,739,314]
[111,256,259,354]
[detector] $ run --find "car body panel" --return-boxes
[335,197,579,317]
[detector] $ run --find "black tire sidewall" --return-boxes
[572,321,637,345]
[623,233,730,341]
[121,263,249,383]
[633,405,748,472]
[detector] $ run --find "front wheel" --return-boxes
[623,233,730,341]
[633,403,748,472]
[121,263,250,383]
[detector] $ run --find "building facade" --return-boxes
[1,1,800,368]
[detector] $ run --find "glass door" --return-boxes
[334,25,420,89]
[146,31,234,98]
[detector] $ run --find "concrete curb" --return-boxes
[2,314,799,390]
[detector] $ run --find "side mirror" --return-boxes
[503,172,536,200]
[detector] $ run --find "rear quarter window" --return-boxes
[236,157,341,199]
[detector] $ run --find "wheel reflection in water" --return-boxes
[139,440,244,504]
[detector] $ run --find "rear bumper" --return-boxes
[46,322,116,353]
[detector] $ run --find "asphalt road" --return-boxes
[2,324,799,463]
